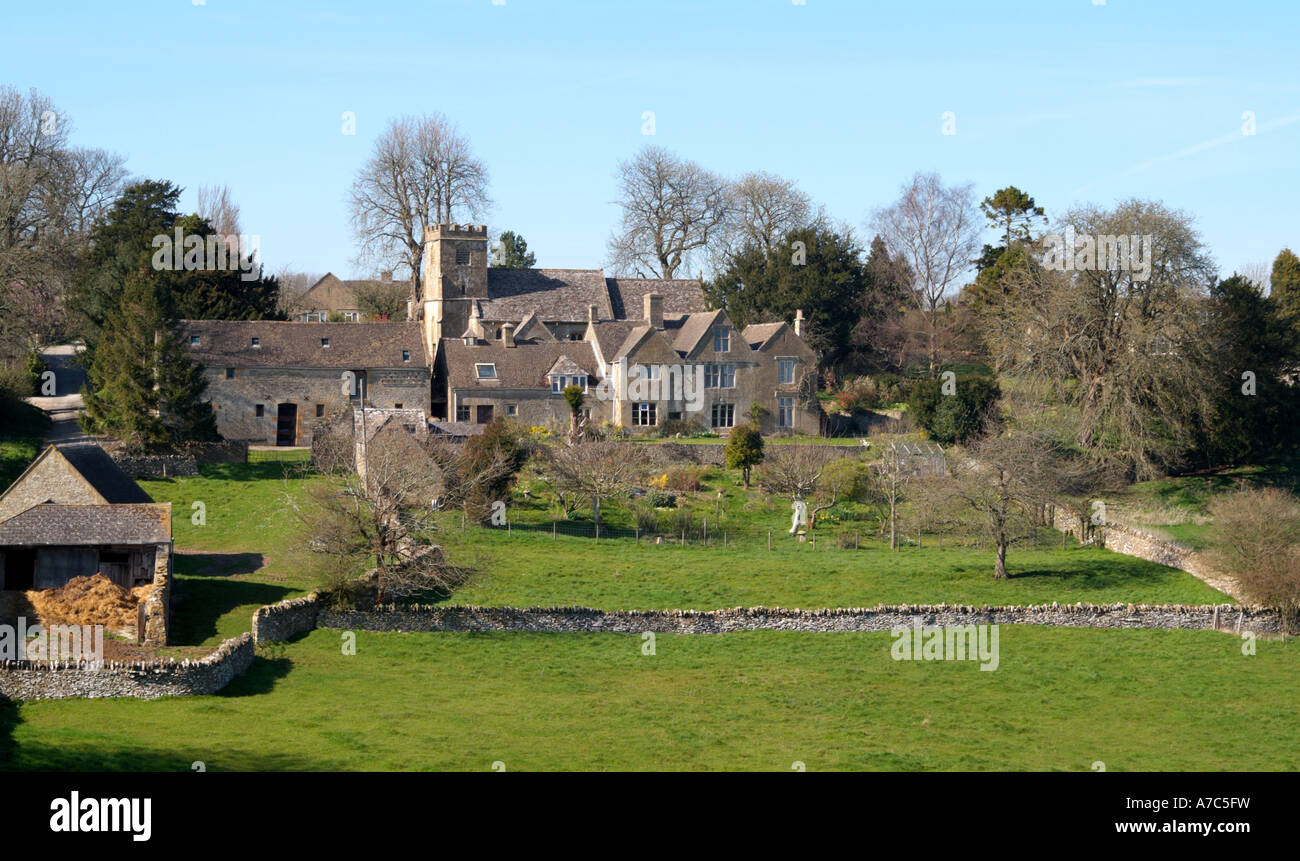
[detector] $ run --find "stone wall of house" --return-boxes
[316,602,1280,635]
[0,633,253,700]
[203,366,431,446]
[251,593,321,643]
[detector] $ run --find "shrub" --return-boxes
[665,467,703,492]
[658,417,707,438]
[632,502,661,533]
[1207,487,1300,632]
[647,489,676,508]
[908,374,1001,444]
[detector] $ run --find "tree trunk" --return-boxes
[994,537,1008,579]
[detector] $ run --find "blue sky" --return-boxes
[4,0,1297,280]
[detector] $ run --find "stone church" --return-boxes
[184,223,821,445]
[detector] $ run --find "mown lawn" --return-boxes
[137,450,319,646]
[3,626,1295,771]
[440,527,1229,609]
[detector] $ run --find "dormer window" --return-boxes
[251,337,260,348]
[550,374,588,393]
[189,335,200,346]
[475,363,497,379]
[321,338,330,348]
[713,327,730,352]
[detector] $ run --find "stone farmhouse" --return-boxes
[0,444,172,592]
[291,271,412,322]
[183,222,821,444]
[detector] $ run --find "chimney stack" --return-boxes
[502,323,515,348]
[644,293,664,329]
[588,304,598,324]
[794,309,805,338]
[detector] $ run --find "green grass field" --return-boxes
[441,528,1228,609]
[0,398,49,491]
[4,626,1295,771]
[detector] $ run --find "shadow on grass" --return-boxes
[170,578,296,646]
[174,552,266,577]
[198,461,313,482]
[1009,556,1181,586]
[220,654,294,697]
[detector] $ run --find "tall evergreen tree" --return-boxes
[81,269,218,451]
[490,230,536,269]
[1272,247,1300,329]
[704,225,867,361]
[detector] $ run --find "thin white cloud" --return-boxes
[1073,112,1300,195]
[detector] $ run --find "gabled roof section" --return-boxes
[672,309,727,356]
[546,355,589,377]
[587,320,638,364]
[179,320,425,369]
[514,311,556,342]
[0,444,152,523]
[481,269,613,322]
[742,322,786,350]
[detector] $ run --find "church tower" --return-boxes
[420,223,489,358]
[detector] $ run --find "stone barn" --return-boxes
[0,444,172,591]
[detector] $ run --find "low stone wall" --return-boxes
[317,602,1280,635]
[252,593,321,643]
[1050,507,1240,598]
[108,441,248,479]
[0,633,254,701]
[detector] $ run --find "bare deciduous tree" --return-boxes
[871,173,981,376]
[760,448,867,528]
[543,439,642,523]
[197,184,241,236]
[348,114,491,298]
[607,145,731,278]
[718,170,817,263]
[294,423,466,604]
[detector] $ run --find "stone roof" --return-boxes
[742,322,786,350]
[0,503,171,546]
[298,273,411,313]
[672,310,726,356]
[443,339,599,389]
[55,445,154,505]
[480,269,614,322]
[179,320,424,369]
[0,444,153,520]
[587,320,638,362]
[606,277,707,322]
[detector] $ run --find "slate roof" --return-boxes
[672,310,726,355]
[607,277,707,322]
[0,444,153,515]
[55,445,154,504]
[587,320,638,362]
[443,339,599,389]
[480,269,614,321]
[0,503,171,546]
[742,322,786,350]
[179,320,424,369]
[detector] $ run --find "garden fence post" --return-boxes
[553,520,557,540]
[768,531,772,551]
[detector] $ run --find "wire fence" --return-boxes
[454,516,1008,551]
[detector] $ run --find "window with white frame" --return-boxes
[778,396,794,428]
[456,405,470,421]
[632,402,657,426]
[704,363,736,388]
[711,403,735,428]
[778,358,796,384]
[713,327,730,352]
[475,363,497,379]
[342,311,359,322]
[550,374,588,393]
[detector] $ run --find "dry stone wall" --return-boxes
[252,593,321,643]
[317,602,1280,635]
[0,633,253,700]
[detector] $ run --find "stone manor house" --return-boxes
[183,224,821,446]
